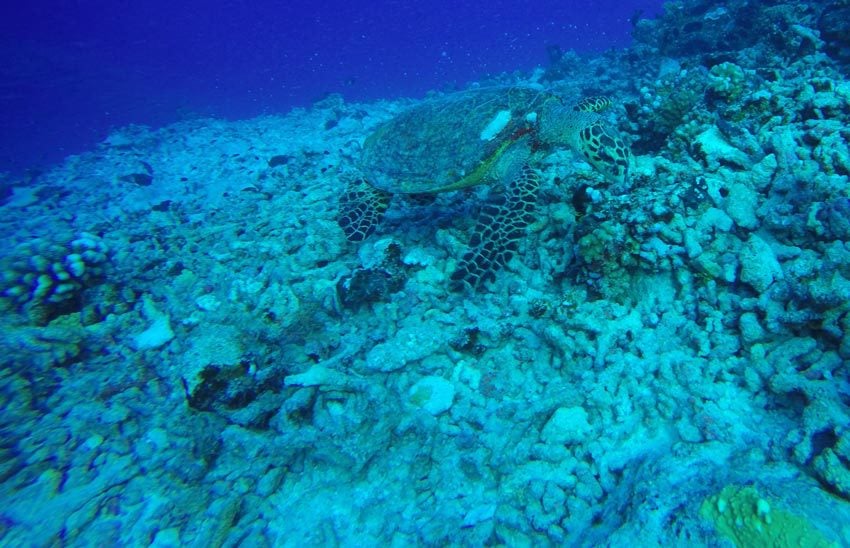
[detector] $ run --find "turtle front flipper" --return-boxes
[337,178,391,242]
[450,165,540,291]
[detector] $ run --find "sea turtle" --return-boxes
[337,85,631,290]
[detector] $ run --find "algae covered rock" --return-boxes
[813,433,850,501]
[408,376,455,415]
[0,313,87,371]
[739,235,783,293]
[701,485,837,547]
[364,314,446,372]
[336,240,410,309]
[132,295,174,351]
[179,323,245,409]
[724,181,760,230]
[693,125,751,170]
[540,407,592,445]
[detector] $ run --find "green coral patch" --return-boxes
[700,485,837,548]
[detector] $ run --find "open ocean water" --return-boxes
[0,0,660,175]
[1,0,850,546]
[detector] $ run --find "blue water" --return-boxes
[1,0,660,175]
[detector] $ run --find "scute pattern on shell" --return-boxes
[359,86,550,194]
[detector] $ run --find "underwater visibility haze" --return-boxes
[2,0,850,545]
[0,0,658,174]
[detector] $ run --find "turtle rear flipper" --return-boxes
[337,178,391,242]
[450,166,540,291]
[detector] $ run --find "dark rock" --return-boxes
[529,298,550,319]
[450,327,485,355]
[817,198,850,241]
[336,267,405,309]
[0,183,12,205]
[336,241,410,309]
[681,177,709,211]
[819,3,850,64]
[152,200,172,212]
[572,184,593,215]
[268,154,293,167]
[120,173,153,186]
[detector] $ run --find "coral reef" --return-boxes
[1,233,110,324]
[2,0,850,545]
[701,485,835,547]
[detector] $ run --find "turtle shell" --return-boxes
[360,86,553,194]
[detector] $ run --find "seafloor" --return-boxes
[2,1,850,546]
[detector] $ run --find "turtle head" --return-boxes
[576,121,631,184]
[539,98,632,184]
